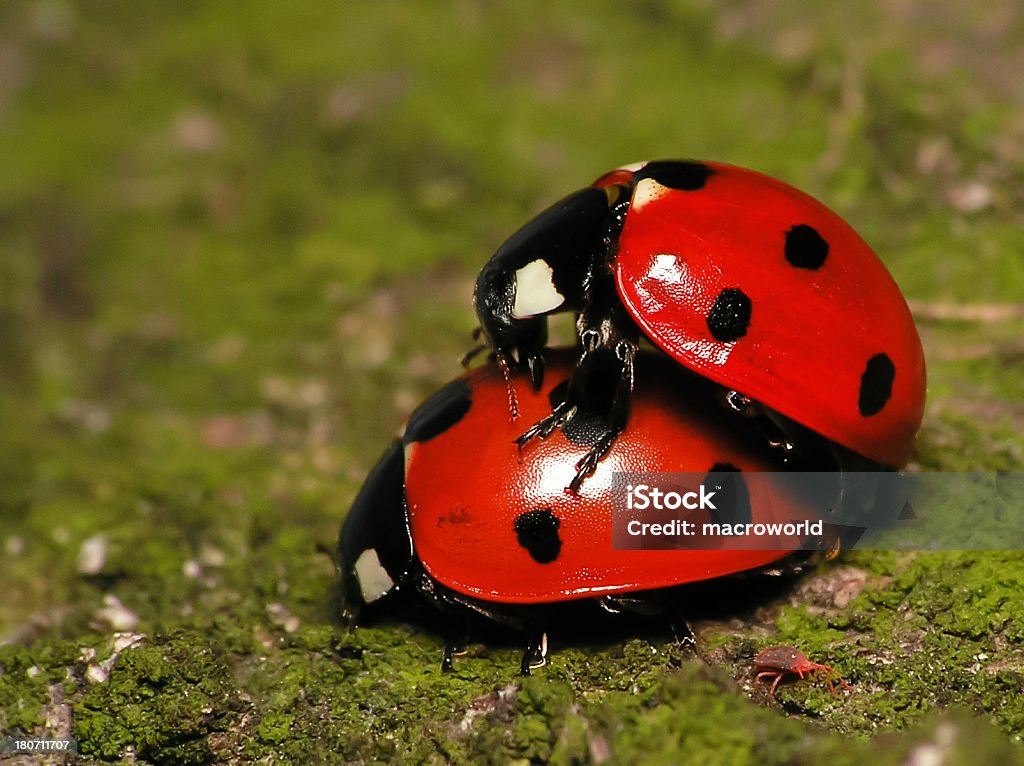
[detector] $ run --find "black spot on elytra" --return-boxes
[858,353,895,416]
[703,464,751,526]
[706,288,752,342]
[637,160,714,191]
[784,224,829,269]
[514,508,562,564]
[402,379,472,444]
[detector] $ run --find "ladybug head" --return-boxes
[337,443,413,623]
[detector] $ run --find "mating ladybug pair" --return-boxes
[338,160,925,674]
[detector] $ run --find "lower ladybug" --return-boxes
[339,349,833,673]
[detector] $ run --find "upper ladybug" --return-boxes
[474,160,926,489]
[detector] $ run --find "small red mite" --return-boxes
[753,646,853,697]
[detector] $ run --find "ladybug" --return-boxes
[339,349,835,674]
[473,160,926,490]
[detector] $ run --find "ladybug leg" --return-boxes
[516,277,639,491]
[440,621,473,673]
[441,641,470,673]
[668,613,697,650]
[498,321,549,393]
[519,632,549,676]
[514,325,618,451]
[567,338,635,493]
[569,435,615,493]
[459,343,489,369]
[459,327,488,369]
[720,390,801,465]
[667,610,713,665]
[525,353,544,391]
[515,398,577,446]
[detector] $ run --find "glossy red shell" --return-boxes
[610,161,926,468]
[403,351,825,605]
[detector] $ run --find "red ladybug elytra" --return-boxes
[339,350,832,673]
[473,160,926,490]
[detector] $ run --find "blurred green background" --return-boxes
[2,1,1023,764]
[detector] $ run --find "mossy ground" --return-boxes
[2,1,1024,764]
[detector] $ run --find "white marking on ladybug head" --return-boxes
[617,161,647,173]
[354,548,394,604]
[511,259,564,319]
[630,178,670,211]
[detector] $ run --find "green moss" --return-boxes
[74,634,240,764]
[586,665,803,764]
[255,712,294,745]
[737,551,1024,739]
[508,677,576,762]
[0,637,96,736]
